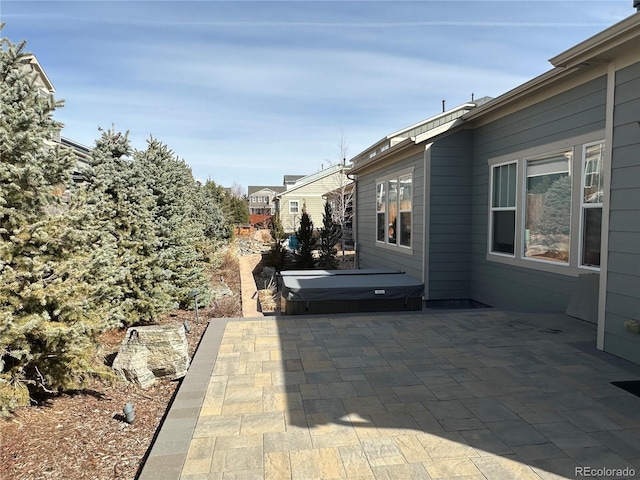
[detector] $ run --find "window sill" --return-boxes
[376,241,414,255]
[486,252,585,277]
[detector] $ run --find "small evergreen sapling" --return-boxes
[293,202,316,269]
[317,201,341,269]
[266,211,287,272]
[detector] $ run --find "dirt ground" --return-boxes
[0,254,242,480]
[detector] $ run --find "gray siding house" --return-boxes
[350,12,640,364]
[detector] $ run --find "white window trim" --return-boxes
[486,131,605,277]
[375,166,414,255]
[289,200,300,214]
[489,160,518,258]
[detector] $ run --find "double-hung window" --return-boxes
[490,162,517,255]
[289,200,299,214]
[487,134,605,274]
[376,170,413,249]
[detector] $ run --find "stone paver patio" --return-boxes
[139,310,640,480]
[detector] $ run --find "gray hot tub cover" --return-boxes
[279,268,424,303]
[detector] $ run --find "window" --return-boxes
[487,133,605,274]
[490,162,517,255]
[581,142,604,268]
[376,182,385,242]
[289,200,299,214]
[399,174,412,247]
[251,196,257,203]
[376,171,412,248]
[524,150,572,264]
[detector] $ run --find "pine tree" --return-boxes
[79,127,173,326]
[293,203,316,269]
[0,36,112,411]
[227,195,250,226]
[199,180,232,242]
[134,138,212,309]
[317,201,341,270]
[266,210,287,272]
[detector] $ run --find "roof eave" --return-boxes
[350,137,416,175]
[550,12,640,68]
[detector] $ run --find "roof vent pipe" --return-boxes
[442,100,445,112]
[635,0,640,11]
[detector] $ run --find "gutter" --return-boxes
[550,12,640,68]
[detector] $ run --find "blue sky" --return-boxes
[1,1,634,188]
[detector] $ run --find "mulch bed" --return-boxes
[0,260,242,480]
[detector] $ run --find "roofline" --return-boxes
[350,102,478,162]
[23,54,55,93]
[466,12,640,122]
[248,186,283,195]
[550,12,640,68]
[275,164,350,197]
[349,137,416,175]
[387,102,476,138]
[350,117,467,175]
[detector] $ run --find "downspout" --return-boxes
[422,144,433,299]
[347,171,358,268]
[597,60,616,351]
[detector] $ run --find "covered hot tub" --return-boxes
[279,268,424,315]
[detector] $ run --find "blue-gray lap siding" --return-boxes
[356,150,425,282]
[605,61,640,364]
[427,130,473,300]
[469,75,608,311]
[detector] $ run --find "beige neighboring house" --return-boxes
[274,164,351,233]
[21,53,92,179]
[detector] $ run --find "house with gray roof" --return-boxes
[349,10,640,364]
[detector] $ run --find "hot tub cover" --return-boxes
[279,268,424,303]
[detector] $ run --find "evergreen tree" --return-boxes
[0,36,112,411]
[266,210,287,272]
[317,201,341,270]
[134,138,212,308]
[79,127,173,325]
[539,175,571,237]
[199,180,232,241]
[293,203,316,269]
[227,194,249,226]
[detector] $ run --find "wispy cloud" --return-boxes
[4,0,634,186]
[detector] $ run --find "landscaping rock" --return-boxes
[112,324,189,388]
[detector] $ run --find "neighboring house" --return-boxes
[349,11,640,364]
[274,164,351,233]
[283,175,305,189]
[247,186,285,215]
[21,54,93,180]
[60,137,92,182]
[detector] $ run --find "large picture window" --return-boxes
[581,142,604,268]
[524,150,572,264]
[376,171,412,248]
[490,162,517,255]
